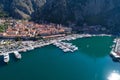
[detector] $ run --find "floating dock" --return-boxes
[53,41,78,53]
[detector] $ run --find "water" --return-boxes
[0,36,119,80]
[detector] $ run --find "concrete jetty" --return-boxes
[53,41,78,53]
[110,38,120,61]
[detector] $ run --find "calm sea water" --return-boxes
[0,36,119,80]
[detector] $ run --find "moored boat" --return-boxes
[4,53,10,63]
[14,51,22,59]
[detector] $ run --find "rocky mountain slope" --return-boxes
[0,0,46,19]
[0,0,120,34]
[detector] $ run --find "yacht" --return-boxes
[14,51,22,59]
[4,53,10,63]
[73,47,78,51]
[63,48,70,52]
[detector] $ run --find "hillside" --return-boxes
[0,0,120,34]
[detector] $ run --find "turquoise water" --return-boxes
[0,36,119,80]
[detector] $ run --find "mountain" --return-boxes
[0,0,120,34]
[0,0,46,19]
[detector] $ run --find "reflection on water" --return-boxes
[108,71,120,80]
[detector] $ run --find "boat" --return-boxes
[110,50,120,62]
[113,40,116,43]
[26,47,34,51]
[63,48,71,52]
[110,51,120,58]
[73,47,78,51]
[14,51,22,59]
[4,53,10,63]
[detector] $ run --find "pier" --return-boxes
[53,41,78,53]
[110,38,120,61]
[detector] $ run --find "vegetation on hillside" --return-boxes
[0,23,8,32]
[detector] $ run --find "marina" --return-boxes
[0,34,112,63]
[0,2,119,80]
[0,36,115,80]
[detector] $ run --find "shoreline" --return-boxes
[0,33,112,56]
[0,33,112,63]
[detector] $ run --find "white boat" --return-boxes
[110,50,120,58]
[73,47,78,51]
[63,49,68,52]
[14,51,22,59]
[71,37,76,40]
[113,40,117,43]
[30,46,34,50]
[70,49,74,52]
[63,48,71,52]
[4,53,10,63]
